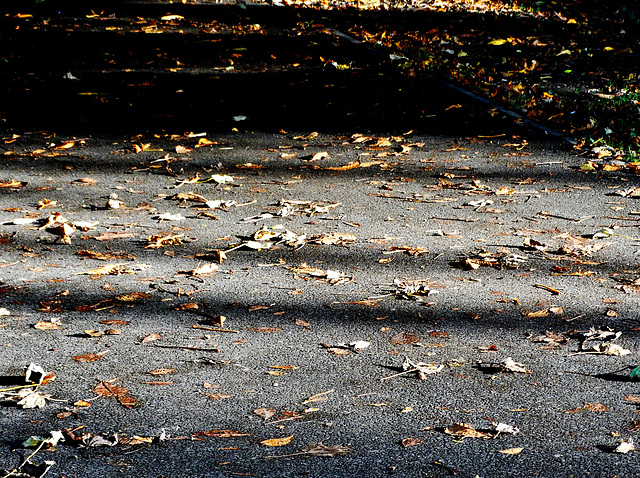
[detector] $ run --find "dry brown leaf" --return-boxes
[401,438,423,448]
[141,333,162,343]
[71,177,98,185]
[254,408,276,420]
[145,234,183,249]
[72,350,109,363]
[525,309,549,318]
[390,331,420,345]
[37,199,57,210]
[444,423,490,439]
[625,395,640,404]
[34,320,63,330]
[93,381,137,408]
[147,368,176,375]
[99,319,129,326]
[168,191,208,203]
[495,186,515,195]
[310,232,357,245]
[0,180,28,188]
[327,347,350,355]
[76,250,136,261]
[76,263,132,276]
[83,329,104,337]
[207,393,234,400]
[116,291,151,302]
[584,402,609,412]
[175,302,199,311]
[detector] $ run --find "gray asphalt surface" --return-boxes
[1,2,640,478]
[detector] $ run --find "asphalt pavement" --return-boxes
[1,2,640,478]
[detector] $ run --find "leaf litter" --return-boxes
[4,6,640,472]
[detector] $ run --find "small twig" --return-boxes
[153,344,220,352]
[433,460,458,475]
[380,369,419,381]
[537,211,592,222]
[266,415,304,425]
[0,383,38,393]
[191,325,239,333]
[2,440,47,478]
[565,314,586,322]
[534,283,561,295]
[431,217,478,222]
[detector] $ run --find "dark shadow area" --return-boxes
[0,1,560,137]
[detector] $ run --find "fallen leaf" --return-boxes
[141,333,162,343]
[22,430,64,449]
[254,408,276,420]
[145,234,183,249]
[499,447,524,455]
[390,331,420,345]
[37,199,57,210]
[584,402,609,412]
[615,438,635,454]
[116,291,151,302]
[34,320,63,330]
[495,186,515,195]
[93,380,137,408]
[0,180,27,189]
[326,347,350,355]
[72,350,109,363]
[261,435,294,447]
[501,357,531,373]
[207,393,234,400]
[401,438,423,447]
[444,423,490,439]
[147,368,176,375]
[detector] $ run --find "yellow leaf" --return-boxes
[161,15,184,20]
[495,186,515,195]
[489,39,508,45]
[260,435,294,447]
[602,164,623,171]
